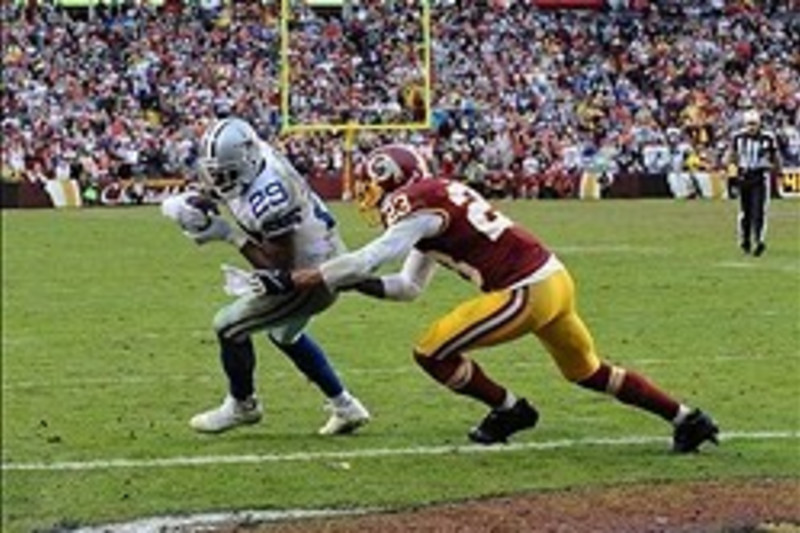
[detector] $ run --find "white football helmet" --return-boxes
[198,117,264,199]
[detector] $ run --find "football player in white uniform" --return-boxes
[164,117,370,436]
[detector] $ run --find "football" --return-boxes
[185,192,219,216]
[181,192,220,231]
[161,191,220,232]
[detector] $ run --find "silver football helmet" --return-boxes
[198,117,264,199]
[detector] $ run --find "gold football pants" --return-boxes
[414,269,600,382]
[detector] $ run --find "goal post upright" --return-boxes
[421,0,432,129]
[279,0,291,130]
[278,0,433,199]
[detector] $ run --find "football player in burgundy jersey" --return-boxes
[254,143,719,452]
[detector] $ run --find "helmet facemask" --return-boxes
[354,153,404,225]
[199,161,242,200]
[353,172,386,226]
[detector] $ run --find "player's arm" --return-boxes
[768,133,783,177]
[268,212,443,296]
[345,249,438,301]
[237,233,293,270]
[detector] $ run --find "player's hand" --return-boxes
[221,264,258,297]
[185,216,234,245]
[251,269,295,295]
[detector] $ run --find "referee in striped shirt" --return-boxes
[725,109,782,257]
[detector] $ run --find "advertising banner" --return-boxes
[779,168,800,198]
[667,172,727,199]
[98,178,189,206]
[45,179,83,207]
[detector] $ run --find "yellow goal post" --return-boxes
[278,0,433,199]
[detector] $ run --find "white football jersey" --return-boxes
[669,142,693,173]
[225,143,345,268]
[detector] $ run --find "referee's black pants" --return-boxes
[737,170,769,247]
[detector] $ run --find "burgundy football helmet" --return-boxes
[354,143,432,213]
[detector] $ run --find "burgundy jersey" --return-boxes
[380,179,551,292]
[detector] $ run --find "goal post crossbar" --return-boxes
[278,0,433,198]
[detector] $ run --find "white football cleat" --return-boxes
[318,396,370,436]
[190,394,262,433]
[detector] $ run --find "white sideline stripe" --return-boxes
[72,508,375,533]
[3,431,796,472]
[715,261,800,273]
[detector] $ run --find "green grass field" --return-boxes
[2,199,799,532]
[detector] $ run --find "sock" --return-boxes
[218,333,255,400]
[414,351,508,408]
[672,404,693,426]
[497,391,518,411]
[269,333,344,398]
[329,390,354,409]
[578,363,681,422]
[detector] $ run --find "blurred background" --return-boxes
[1,0,798,206]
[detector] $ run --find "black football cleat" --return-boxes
[673,409,719,453]
[740,241,752,255]
[753,242,766,257]
[468,398,539,445]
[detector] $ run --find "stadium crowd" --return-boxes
[1,0,798,200]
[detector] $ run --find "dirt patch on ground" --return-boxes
[223,479,799,533]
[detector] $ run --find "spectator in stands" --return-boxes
[1,0,797,200]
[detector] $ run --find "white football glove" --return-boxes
[161,192,246,247]
[161,191,210,231]
[221,264,287,297]
[221,264,260,297]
